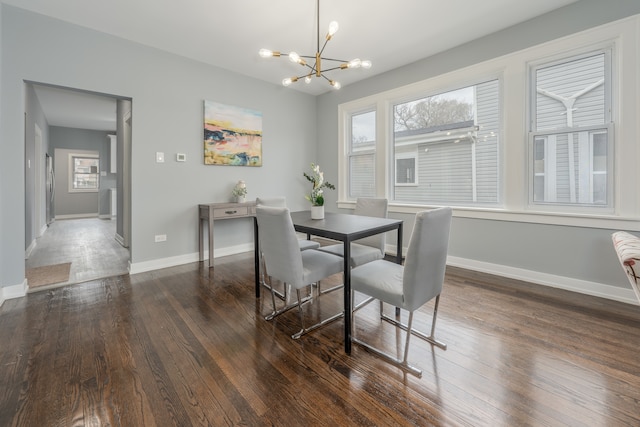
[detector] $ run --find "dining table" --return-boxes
[285,210,403,354]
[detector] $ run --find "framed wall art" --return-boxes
[203,100,262,166]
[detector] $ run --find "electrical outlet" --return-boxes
[155,234,167,242]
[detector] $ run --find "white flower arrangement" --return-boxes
[303,163,335,206]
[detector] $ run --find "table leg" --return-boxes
[198,216,204,262]
[208,209,215,268]
[395,223,403,316]
[254,218,260,298]
[343,239,352,354]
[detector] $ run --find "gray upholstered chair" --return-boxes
[318,197,388,267]
[256,205,344,339]
[256,197,320,301]
[350,207,452,377]
[317,197,388,293]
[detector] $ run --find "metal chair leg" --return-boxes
[264,275,311,321]
[291,287,344,339]
[261,253,287,301]
[380,295,447,350]
[352,295,447,377]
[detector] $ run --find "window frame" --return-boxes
[68,153,100,193]
[526,47,614,213]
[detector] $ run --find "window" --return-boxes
[528,49,612,209]
[395,152,417,185]
[392,80,500,205]
[348,110,376,198]
[69,154,99,192]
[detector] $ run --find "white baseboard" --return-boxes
[129,243,254,275]
[0,280,28,307]
[25,239,37,259]
[447,255,639,306]
[55,213,99,220]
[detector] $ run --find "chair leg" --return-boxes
[261,253,287,301]
[380,295,447,350]
[352,296,447,377]
[291,286,345,340]
[352,308,423,377]
[318,281,344,295]
[264,276,311,321]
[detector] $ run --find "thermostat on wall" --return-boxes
[176,153,186,162]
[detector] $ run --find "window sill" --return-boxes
[337,201,640,231]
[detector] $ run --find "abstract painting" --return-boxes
[203,100,262,166]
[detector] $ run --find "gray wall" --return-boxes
[1,4,316,289]
[49,127,115,218]
[316,0,640,300]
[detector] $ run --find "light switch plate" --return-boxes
[156,152,165,163]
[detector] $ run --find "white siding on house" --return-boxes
[349,153,375,197]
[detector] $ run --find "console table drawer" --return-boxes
[213,206,249,219]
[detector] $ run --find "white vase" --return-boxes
[236,196,246,203]
[311,205,324,219]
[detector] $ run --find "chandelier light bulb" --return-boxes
[361,60,372,69]
[347,58,362,68]
[259,49,273,58]
[282,77,293,86]
[330,80,341,90]
[327,21,339,37]
[289,51,300,63]
[304,75,312,84]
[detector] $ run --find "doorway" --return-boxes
[24,82,132,290]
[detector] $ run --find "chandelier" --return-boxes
[259,0,371,90]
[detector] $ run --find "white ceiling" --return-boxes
[12,0,579,130]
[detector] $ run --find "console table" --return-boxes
[198,202,259,293]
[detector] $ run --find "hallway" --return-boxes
[26,218,129,291]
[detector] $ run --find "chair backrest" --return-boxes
[402,207,452,312]
[255,205,303,286]
[354,197,388,252]
[256,197,287,208]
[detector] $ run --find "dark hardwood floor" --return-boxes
[1,252,639,426]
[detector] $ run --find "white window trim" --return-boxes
[337,15,640,231]
[68,152,100,193]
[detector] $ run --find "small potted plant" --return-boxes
[303,163,335,219]
[232,180,248,203]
